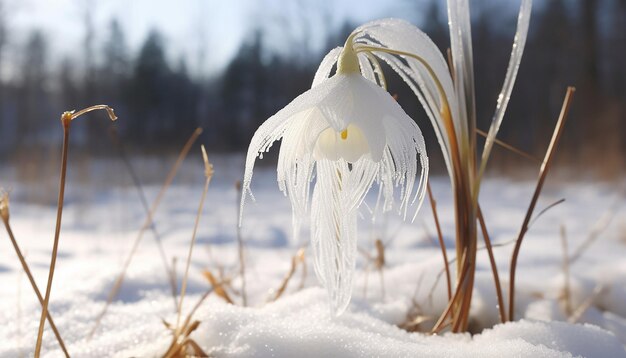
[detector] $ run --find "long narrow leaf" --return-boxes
[447,0,475,154]
[477,0,533,188]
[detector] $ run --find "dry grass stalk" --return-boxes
[508,87,575,321]
[399,309,432,333]
[569,186,625,263]
[272,248,306,302]
[427,183,452,301]
[476,129,541,164]
[297,248,308,290]
[432,251,470,333]
[1,192,70,357]
[421,220,438,247]
[560,225,572,315]
[570,215,616,262]
[172,257,178,297]
[386,61,474,329]
[162,318,209,358]
[528,199,566,228]
[163,286,214,357]
[202,270,234,304]
[360,239,386,300]
[476,205,507,323]
[426,196,562,311]
[399,274,433,332]
[234,180,248,306]
[175,146,213,333]
[427,238,515,307]
[17,264,24,358]
[35,105,117,357]
[567,285,605,324]
[108,126,178,309]
[88,127,203,340]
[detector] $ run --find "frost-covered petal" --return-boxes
[380,105,429,220]
[313,47,342,87]
[244,26,431,318]
[311,157,379,316]
[316,74,395,162]
[241,72,363,222]
[277,108,327,223]
[354,18,459,129]
[352,19,457,176]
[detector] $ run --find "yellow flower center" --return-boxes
[314,123,369,163]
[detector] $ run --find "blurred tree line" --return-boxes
[0,0,623,175]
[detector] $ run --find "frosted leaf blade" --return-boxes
[477,0,532,186]
[447,0,476,150]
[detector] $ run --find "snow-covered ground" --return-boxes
[0,156,625,357]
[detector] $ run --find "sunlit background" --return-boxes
[0,0,624,189]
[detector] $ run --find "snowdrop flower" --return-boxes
[242,0,532,325]
[241,33,428,315]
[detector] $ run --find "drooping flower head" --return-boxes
[241,31,429,315]
[241,0,532,317]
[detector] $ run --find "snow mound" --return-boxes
[188,288,625,358]
[1,173,625,357]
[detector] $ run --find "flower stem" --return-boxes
[337,32,361,74]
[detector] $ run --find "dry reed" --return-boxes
[164,145,213,358]
[88,127,202,339]
[508,87,575,321]
[1,192,70,357]
[35,105,117,357]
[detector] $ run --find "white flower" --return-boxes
[240,0,532,323]
[241,39,428,315]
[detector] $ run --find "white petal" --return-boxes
[355,19,458,122]
[373,52,452,178]
[311,158,379,316]
[241,75,347,225]
[345,156,380,213]
[277,108,326,222]
[354,19,457,176]
[313,126,340,161]
[322,74,390,162]
[381,110,429,220]
[313,47,342,87]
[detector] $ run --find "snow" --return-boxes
[0,156,625,357]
